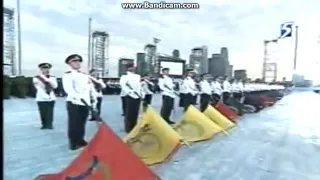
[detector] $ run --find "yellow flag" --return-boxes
[123,106,183,165]
[174,105,224,142]
[203,105,236,130]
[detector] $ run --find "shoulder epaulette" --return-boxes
[65,71,71,74]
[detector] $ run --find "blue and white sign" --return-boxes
[280,22,294,39]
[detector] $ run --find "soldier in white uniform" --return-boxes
[88,69,106,121]
[62,54,97,150]
[211,76,223,104]
[33,63,58,129]
[119,63,142,133]
[158,68,176,124]
[222,76,232,103]
[119,74,128,116]
[231,79,240,102]
[182,68,198,111]
[141,74,154,111]
[199,73,212,112]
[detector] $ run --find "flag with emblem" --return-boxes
[203,105,236,130]
[34,122,159,180]
[174,105,224,142]
[124,106,183,165]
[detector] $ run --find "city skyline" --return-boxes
[3,0,320,81]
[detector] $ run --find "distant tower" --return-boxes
[144,44,156,74]
[220,47,229,64]
[189,46,208,74]
[90,31,109,77]
[3,7,16,76]
[172,49,180,59]
[262,39,279,82]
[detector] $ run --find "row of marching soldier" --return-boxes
[33,54,107,150]
[32,56,283,151]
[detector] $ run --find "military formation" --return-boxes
[33,54,285,151]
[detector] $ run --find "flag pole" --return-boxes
[292,25,298,84]
[293,25,299,71]
[17,0,22,75]
[87,17,92,71]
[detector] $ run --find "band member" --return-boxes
[119,73,129,116]
[158,68,176,124]
[119,63,142,133]
[182,68,197,111]
[199,73,212,112]
[178,76,186,108]
[33,63,58,129]
[222,76,232,103]
[62,54,97,150]
[233,78,244,102]
[88,69,106,121]
[141,74,154,111]
[211,76,223,104]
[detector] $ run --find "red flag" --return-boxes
[35,122,160,180]
[214,101,239,122]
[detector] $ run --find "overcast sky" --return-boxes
[4,0,320,81]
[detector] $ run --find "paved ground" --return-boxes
[4,91,320,180]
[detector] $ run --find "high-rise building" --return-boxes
[118,58,134,77]
[136,52,147,75]
[3,7,16,76]
[234,69,247,80]
[90,31,110,77]
[227,65,233,77]
[208,54,226,77]
[220,47,229,64]
[144,44,157,74]
[189,46,208,74]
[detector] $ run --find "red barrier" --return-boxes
[213,101,239,122]
[34,122,159,180]
[259,96,275,107]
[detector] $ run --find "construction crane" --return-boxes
[3,7,16,76]
[90,31,109,78]
[262,39,279,82]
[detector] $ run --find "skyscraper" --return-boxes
[136,52,146,75]
[189,46,208,74]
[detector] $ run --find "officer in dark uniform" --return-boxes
[62,54,97,150]
[33,63,58,129]
[119,63,142,133]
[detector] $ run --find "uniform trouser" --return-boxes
[66,102,89,146]
[37,101,55,128]
[183,93,196,112]
[179,93,185,107]
[160,95,174,122]
[96,97,102,115]
[124,96,141,133]
[200,94,211,112]
[143,94,153,111]
[90,97,102,120]
[121,96,127,114]
[222,92,231,104]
